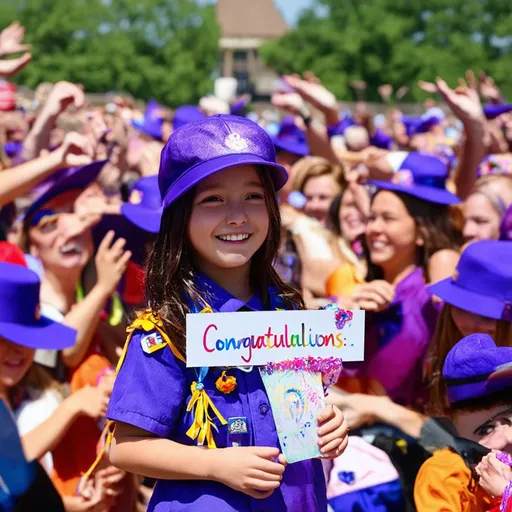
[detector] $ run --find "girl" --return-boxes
[107,115,348,512]
[342,169,461,405]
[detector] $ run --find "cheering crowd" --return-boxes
[1,19,512,512]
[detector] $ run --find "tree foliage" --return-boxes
[2,0,220,106]
[261,0,512,101]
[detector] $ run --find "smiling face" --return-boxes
[365,190,421,277]
[28,189,94,274]
[339,188,367,242]
[187,165,270,276]
[463,193,502,243]
[303,174,342,226]
[0,336,34,395]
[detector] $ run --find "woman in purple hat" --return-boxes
[339,162,462,407]
[106,114,348,512]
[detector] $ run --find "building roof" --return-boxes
[217,0,287,39]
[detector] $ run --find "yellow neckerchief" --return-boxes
[84,302,225,479]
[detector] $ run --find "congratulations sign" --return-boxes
[186,308,365,368]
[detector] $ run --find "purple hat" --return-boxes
[444,334,512,404]
[172,105,206,131]
[500,204,512,241]
[327,115,357,138]
[272,117,309,157]
[429,240,512,321]
[368,152,460,205]
[484,104,512,120]
[0,262,76,350]
[370,129,393,150]
[120,176,162,234]
[22,160,107,221]
[230,96,251,116]
[132,99,164,140]
[159,114,288,210]
[4,141,22,158]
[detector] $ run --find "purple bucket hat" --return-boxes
[0,262,76,350]
[120,176,162,234]
[444,334,512,404]
[132,99,164,140]
[22,160,108,221]
[172,105,206,131]
[272,117,309,157]
[368,152,461,205]
[429,240,512,321]
[159,114,288,210]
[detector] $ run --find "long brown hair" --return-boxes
[145,166,304,359]
[425,304,512,416]
[365,190,462,281]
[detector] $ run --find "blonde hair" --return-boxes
[291,156,345,193]
[425,304,512,416]
[473,175,512,217]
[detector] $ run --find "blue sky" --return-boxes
[274,0,314,26]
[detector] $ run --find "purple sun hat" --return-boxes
[172,105,206,131]
[159,114,288,210]
[368,152,461,205]
[22,160,108,222]
[484,104,512,120]
[443,334,512,404]
[272,117,309,157]
[132,99,165,140]
[120,176,162,234]
[429,240,512,321]
[0,262,76,349]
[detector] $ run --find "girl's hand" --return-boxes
[211,446,286,499]
[351,281,395,312]
[317,405,349,459]
[476,453,512,498]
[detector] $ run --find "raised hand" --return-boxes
[270,91,306,117]
[54,132,94,167]
[95,231,132,296]
[43,81,85,119]
[378,84,393,102]
[479,70,503,103]
[0,52,31,77]
[0,22,31,56]
[283,74,337,113]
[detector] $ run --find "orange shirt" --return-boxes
[51,354,112,496]
[326,263,364,298]
[414,448,498,511]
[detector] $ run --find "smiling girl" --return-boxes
[106,115,349,512]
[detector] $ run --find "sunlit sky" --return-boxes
[274,0,314,26]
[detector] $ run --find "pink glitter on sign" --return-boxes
[335,309,353,330]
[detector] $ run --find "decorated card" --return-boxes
[259,357,343,464]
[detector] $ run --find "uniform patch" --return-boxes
[140,332,166,354]
[228,417,248,435]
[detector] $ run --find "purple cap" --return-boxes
[22,160,108,221]
[172,105,206,131]
[429,240,512,321]
[272,117,309,157]
[484,104,512,120]
[444,334,512,404]
[327,115,357,138]
[368,152,461,205]
[159,114,288,210]
[120,176,162,233]
[500,204,512,241]
[0,262,76,350]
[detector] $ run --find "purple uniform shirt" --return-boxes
[107,274,327,511]
[345,268,439,406]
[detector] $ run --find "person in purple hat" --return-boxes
[415,333,512,511]
[106,114,348,512]
[172,105,206,132]
[425,239,512,415]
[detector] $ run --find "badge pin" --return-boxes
[140,332,165,353]
[228,416,248,435]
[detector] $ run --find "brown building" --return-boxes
[216,0,288,99]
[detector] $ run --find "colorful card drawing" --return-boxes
[260,368,324,463]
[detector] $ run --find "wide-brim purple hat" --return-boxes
[484,104,512,120]
[368,151,460,205]
[159,114,288,210]
[132,118,163,140]
[429,240,512,321]
[444,333,512,404]
[120,176,162,234]
[22,160,108,221]
[0,262,76,350]
[172,105,206,131]
[272,116,309,156]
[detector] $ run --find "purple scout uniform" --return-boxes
[345,268,439,406]
[107,274,327,512]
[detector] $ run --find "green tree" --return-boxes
[261,0,512,102]
[2,0,220,106]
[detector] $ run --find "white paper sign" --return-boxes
[186,308,365,368]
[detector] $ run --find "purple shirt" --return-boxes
[107,274,327,512]
[346,268,439,406]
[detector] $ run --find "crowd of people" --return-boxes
[1,19,512,512]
